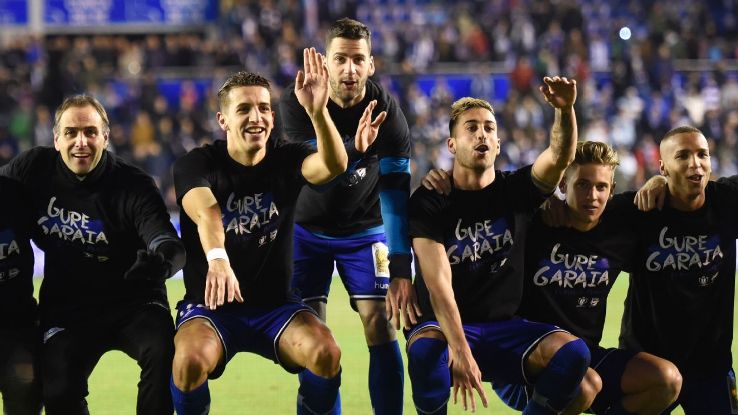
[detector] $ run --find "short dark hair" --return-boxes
[662,125,703,142]
[53,95,110,136]
[217,71,272,110]
[327,18,372,52]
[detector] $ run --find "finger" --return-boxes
[208,277,217,309]
[226,277,235,303]
[303,48,311,75]
[204,279,212,309]
[295,70,305,90]
[461,384,469,411]
[412,299,423,318]
[452,383,459,405]
[316,52,326,77]
[234,280,244,303]
[371,111,387,128]
[392,306,401,331]
[474,378,489,408]
[217,277,225,306]
[309,47,319,75]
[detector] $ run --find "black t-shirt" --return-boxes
[1,147,179,327]
[0,176,36,329]
[279,78,411,236]
[409,166,546,323]
[518,210,635,346]
[173,139,313,306]
[618,179,738,376]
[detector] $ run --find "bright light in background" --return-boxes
[619,26,632,40]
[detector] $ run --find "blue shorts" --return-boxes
[494,345,638,413]
[406,319,564,385]
[669,366,738,415]
[292,224,390,306]
[175,300,315,379]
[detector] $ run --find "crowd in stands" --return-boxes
[1,0,738,208]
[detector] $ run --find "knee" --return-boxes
[407,337,447,368]
[172,347,216,391]
[305,339,341,378]
[656,362,682,403]
[359,308,393,345]
[578,370,602,409]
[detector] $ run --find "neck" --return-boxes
[227,141,265,167]
[667,190,706,212]
[570,214,599,232]
[452,164,495,190]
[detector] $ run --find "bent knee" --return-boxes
[172,347,219,389]
[580,369,602,403]
[657,362,682,399]
[306,340,341,377]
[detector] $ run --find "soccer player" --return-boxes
[0,176,41,415]
[279,17,411,413]
[170,51,364,414]
[0,95,186,415]
[495,141,682,414]
[408,77,589,415]
[618,126,738,414]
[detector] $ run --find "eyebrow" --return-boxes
[463,120,496,125]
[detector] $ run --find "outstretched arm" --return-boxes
[296,48,348,185]
[531,76,578,192]
[413,237,488,412]
[182,187,243,309]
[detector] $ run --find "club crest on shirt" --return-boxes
[533,243,610,290]
[645,227,723,286]
[222,191,280,241]
[37,196,109,246]
[446,217,513,267]
[347,167,367,187]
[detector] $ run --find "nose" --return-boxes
[347,60,357,75]
[75,133,88,148]
[247,108,261,123]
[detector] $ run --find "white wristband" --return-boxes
[206,248,229,263]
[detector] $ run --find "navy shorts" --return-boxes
[406,319,564,385]
[669,366,738,415]
[494,345,637,413]
[292,224,390,305]
[175,300,315,379]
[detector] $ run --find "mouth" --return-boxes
[474,144,490,155]
[687,174,703,183]
[582,205,599,214]
[342,80,358,89]
[72,153,91,161]
[244,126,266,135]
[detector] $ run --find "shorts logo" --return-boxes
[372,242,390,278]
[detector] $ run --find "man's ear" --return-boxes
[558,175,567,194]
[659,160,667,176]
[447,137,455,154]
[217,112,227,132]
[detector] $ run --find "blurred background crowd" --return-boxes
[1,0,737,208]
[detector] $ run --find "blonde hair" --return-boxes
[448,97,495,136]
[53,95,110,136]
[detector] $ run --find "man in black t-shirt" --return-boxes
[0,177,41,415]
[279,18,410,413]
[619,126,738,414]
[407,81,590,415]
[496,141,682,414]
[1,95,186,415]
[170,56,362,414]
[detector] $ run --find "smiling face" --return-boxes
[448,106,500,173]
[659,131,711,209]
[54,105,109,176]
[217,85,274,159]
[561,163,615,231]
[326,37,375,108]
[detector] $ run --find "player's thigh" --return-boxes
[41,326,105,394]
[277,311,340,371]
[620,351,681,394]
[355,299,395,345]
[525,330,580,377]
[114,303,174,362]
[292,226,335,301]
[334,235,389,302]
[406,324,447,349]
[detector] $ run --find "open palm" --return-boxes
[295,47,329,117]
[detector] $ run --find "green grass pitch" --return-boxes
[9,275,728,413]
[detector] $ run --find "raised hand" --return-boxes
[354,100,386,153]
[295,47,330,118]
[204,258,244,310]
[539,76,577,109]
